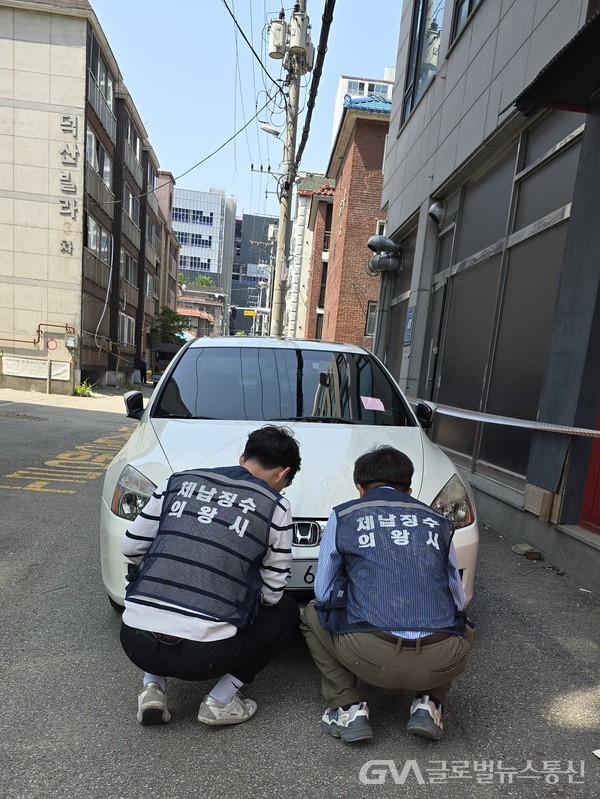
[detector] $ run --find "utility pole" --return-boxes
[267,2,313,336]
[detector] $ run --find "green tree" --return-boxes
[177,272,186,286]
[150,306,188,344]
[192,275,216,286]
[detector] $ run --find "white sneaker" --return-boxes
[406,695,443,740]
[137,682,171,725]
[197,693,257,726]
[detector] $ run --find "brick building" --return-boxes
[304,95,391,347]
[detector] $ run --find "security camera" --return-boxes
[367,235,400,253]
[428,200,445,226]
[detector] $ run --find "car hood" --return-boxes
[149,418,427,519]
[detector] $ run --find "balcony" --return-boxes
[145,237,157,268]
[323,231,331,251]
[124,141,143,188]
[87,72,116,142]
[121,208,141,250]
[147,190,159,215]
[83,247,111,290]
[85,163,115,219]
[120,279,139,310]
[144,295,156,317]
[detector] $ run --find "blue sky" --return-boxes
[90,0,402,218]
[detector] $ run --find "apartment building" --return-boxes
[0,0,173,391]
[379,0,600,589]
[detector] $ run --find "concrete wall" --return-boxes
[0,5,86,391]
[383,0,590,236]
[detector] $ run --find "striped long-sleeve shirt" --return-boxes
[121,474,293,642]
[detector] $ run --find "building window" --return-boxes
[85,126,112,189]
[368,82,390,96]
[315,312,324,340]
[175,231,212,248]
[123,182,140,226]
[173,207,190,223]
[180,255,211,272]
[365,301,378,336]
[125,116,142,163]
[402,0,445,123]
[145,271,155,297]
[120,248,138,285]
[191,210,213,225]
[318,263,328,308]
[118,312,136,345]
[86,31,114,109]
[86,215,110,264]
[147,162,157,193]
[348,80,365,95]
[452,0,481,42]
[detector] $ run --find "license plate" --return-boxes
[288,559,317,589]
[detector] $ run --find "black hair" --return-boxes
[353,445,414,493]
[243,425,301,487]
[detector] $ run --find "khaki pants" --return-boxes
[301,600,473,709]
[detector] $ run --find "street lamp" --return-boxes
[260,124,281,139]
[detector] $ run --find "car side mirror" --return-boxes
[416,401,434,429]
[124,390,144,420]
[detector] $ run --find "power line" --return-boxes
[294,0,336,174]
[220,0,286,104]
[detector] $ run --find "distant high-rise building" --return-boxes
[230,213,277,335]
[172,187,236,304]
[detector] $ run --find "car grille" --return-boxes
[292,520,323,547]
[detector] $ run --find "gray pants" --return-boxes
[301,600,473,709]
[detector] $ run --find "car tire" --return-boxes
[108,595,124,614]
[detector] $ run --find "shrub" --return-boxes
[73,379,95,397]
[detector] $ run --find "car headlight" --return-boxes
[111,465,156,520]
[431,474,475,529]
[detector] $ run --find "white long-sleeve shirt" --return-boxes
[121,473,293,642]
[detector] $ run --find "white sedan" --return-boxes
[100,337,479,608]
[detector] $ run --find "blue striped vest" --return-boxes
[319,487,464,635]
[126,466,281,628]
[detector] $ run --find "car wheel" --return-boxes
[108,595,124,613]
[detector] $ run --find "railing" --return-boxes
[144,295,156,317]
[87,72,116,142]
[120,279,139,310]
[85,163,115,219]
[145,237,157,268]
[147,190,159,215]
[124,141,143,188]
[83,247,111,290]
[323,231,331,251]
[121,209,141,250]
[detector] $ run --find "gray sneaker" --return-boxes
[197,693,257,726]
[137,682,171,725]
[406,695,443,740]
[320,702,373,742]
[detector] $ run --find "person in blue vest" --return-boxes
[120,425,301,726]
[301,445,474,742]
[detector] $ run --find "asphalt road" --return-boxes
[0,388,599,799]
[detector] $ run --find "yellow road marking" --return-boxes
[0,484,76,493]
[1,424,135,493]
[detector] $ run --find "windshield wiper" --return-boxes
[273,415,359,424]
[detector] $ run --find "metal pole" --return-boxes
[269,0,304,337]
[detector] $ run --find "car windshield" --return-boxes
[152,346,414,426]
